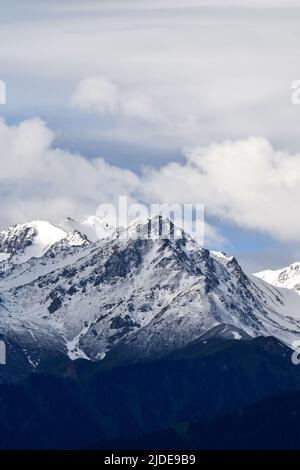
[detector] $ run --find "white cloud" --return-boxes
[0,116,222,246]
[141,137,300,242]
[121,92,164,122]
[71,77,164,123]
[0,117,139,228]
[2,2,300,153]
[71,77,120,114]
[4,115,300,244]
[0,116,213,249]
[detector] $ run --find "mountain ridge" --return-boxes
[255,262,300,294]
[1,215,300,381]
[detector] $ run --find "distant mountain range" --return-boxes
[256,262,300,294]
[1,216,300,448]
[0,215,300,379]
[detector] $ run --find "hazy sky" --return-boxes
[1,0,300,271]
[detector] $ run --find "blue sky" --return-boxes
[1,0,300,272]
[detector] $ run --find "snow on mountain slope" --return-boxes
[1,216,300,372]
[0,231,92,290]
[255,263,300,294]
[60,215,114,242]
[0,221,93,293]
[0,221,67,263]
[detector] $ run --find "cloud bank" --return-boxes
[143,138,300,241]
[1,117,300,244]
[0,117,139,228]
[2,0,300,156]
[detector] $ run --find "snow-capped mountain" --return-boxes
[60,215,114,242]
[0,215,113,265]
[1,215,300,379]
[255,263,300,294]
[0,221,68,264]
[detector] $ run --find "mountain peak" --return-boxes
[60,215,114,242]
[255,262,300,294]
[1,214,300,372]
[118,215,188,245]
[0,220,66,263]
